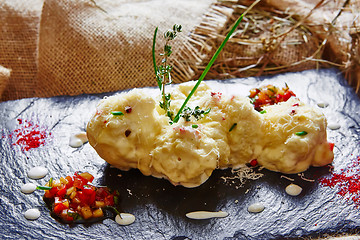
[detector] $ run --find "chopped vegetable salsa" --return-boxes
[41,172,120,223]
[249,84,296,111]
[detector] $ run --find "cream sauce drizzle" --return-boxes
[21,183,37,194]
[285,183,302,196]
[185,211,228,220]
[27,166,48,179]
[24,208,41,220]
[328,123,340,130]
[247,203,265,213]
[115,213,136,225]
[317,102,329,108]
[69,132,88,148]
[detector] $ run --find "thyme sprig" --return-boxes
[152,24,182,121]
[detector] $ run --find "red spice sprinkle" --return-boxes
[319,156,360,205]
[10,119,50,151]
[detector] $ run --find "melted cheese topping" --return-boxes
[86,82,334,187]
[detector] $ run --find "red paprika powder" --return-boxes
[319,156,360,205]
[10,119,51,151]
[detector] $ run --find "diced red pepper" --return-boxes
[77,191,86,205]
[89,191,96,206]
[57,185,67,198]
[104,195,114,206]
[96,187,110,201]
[283,91,292,101]
[54,202,68,214]
[83,185,95,195]
[73,177,86,189]
[329,142,335,151]
[49,186,59,196]
[65,176,73,188]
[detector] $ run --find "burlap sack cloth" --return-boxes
[0,0,215,100]
[36,0,215,98]
[0,0,43,100]
[0,65,11,98]
[0,0,359,101]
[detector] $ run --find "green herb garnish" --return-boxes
[229,123,237,132]
[67,211,82,221]
[180,106,211,122]
[111,111,124,116]
[36,186,52,190]
[192,124,198,128]
[260,110,266,114]
[295,131,308,136]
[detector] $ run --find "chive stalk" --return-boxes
[37,186,52,190]
[295,131,308,136]
[111,111,124,116]
[173,14,244,123]
[229,123,238,132]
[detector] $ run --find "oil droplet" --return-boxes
[27,166,48,179]
[115,213,136,225]
[21,183,37,194]
[24,208,41,220]
[285,183,302,196]
[185,211,228,220]
[247,203,265,213]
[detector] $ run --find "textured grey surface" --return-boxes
[0,69,359,240]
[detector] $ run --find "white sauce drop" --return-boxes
[21,183,37,194]
[27,166,48,179]
[69,132,88,148]
[24,208,41,220]
[328,123,340,130]
[247,203,265,213]
[185,211,228,220]
[285,183,302,196]
[115,213,136,225]
[317,102,329,108]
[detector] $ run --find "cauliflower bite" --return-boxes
[257,98,334,173]
[87,89,166,176]
[87,82,334,187]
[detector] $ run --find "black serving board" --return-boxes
[1,69,359,240]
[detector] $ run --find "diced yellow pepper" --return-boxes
[92,208,104,218]
[81,205,93,219]
[95,201,105,208]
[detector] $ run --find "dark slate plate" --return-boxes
[1,69,359,240]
